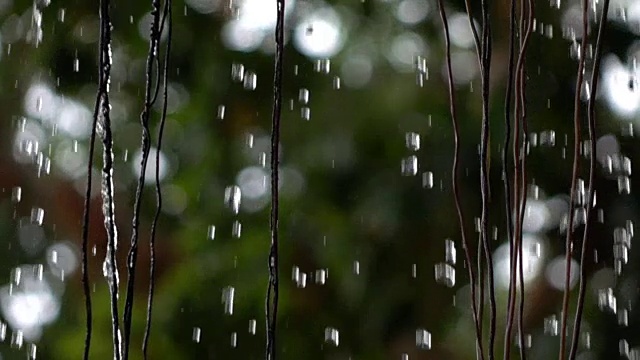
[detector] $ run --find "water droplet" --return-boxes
[401,354,409,360]
[0,321,6,341]
[299,88,310,104]
[231,63,244,82]
[613,243,628,264]
[401,156,418,176]
[445,239,456,265]
[243,71,257,90]
[543,315,559,336]
[405,132,420,151]
[230,332,237,348]
[414,55,428,75]
[207,225,216,240]
[422,172,433,189]
[434,262,455,287]
[11,187,22,203]
[416,73,425,87]
[11,329,23,349]
[618,309,629,326]
[30,207,44,226]
[222,286,235,315]
[353,260,360,275]
[315,59,331,74]
[224,185,242,214]
[73,58,80,72]
[324,327,339,346]
[315,269,326,285]
[540,130,556,147]
[217,105,226,120]
[258,152,267,167]
[192,327,201,343]
[248,319,257,335]
[301,107,310,121]
[333,76,341,90]
[416,328,431,349]
[298,273,307,288]
[232,221,242,238]
[597,288,616,313]
[246,133,254,148]
[617,176,631,194]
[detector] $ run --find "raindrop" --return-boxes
[401,155,418,176]
[11,187,22,203]
[73,58,80,72]
[416,73,425,87]
[301,107,310,121]
[224,185,242,215]
[434,262,455,287]
[620,339,630,357]
[614,227,630,248]
[353,260,360,275]
[207,225,216,240]
[222,286,235,315]
[315,269,326,285]
[324,327,339,346]
[258,152,267,167]
[539,130,556,147]
[11,329,23,349]
[582,332,592,350]
[416,328,431,349]
[617,176,631,194]
[230,332,237,348]
[231,63,244,82]
[246,133,254,148]
[516,334,533,349]
[445,239,456,265]
[314,59,331,74]
[217,105,226,120]
[401,353,409,360]
[192,327,201,343]
[422,171,433,188]
[414,55,427,74]
[405,132,420,151]
[298,88,310,104]
[292,266,300,282]
[28,344,37,359]
[597,288,616,313]
[30,207,44,226]
[613,243,628,264]
[243,71,257,90]
[618,309,629,326]
[296,272,307,288]
[333,76,341,90]
[544,315,559,336]
[0,322,6,341]
[249,319,257,334]
[232,221,242,238]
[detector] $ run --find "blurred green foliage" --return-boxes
[0,0,639,359]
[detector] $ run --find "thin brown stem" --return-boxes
[569,1,609,359]
[437,2,485,359]
[559,0,589,358]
